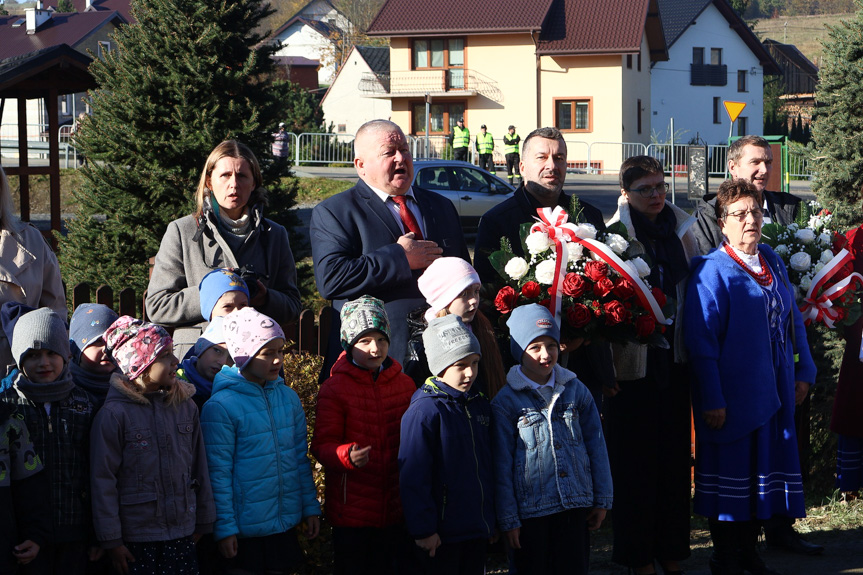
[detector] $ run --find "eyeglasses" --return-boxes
[627,182,669,197]
[723,208,764,222]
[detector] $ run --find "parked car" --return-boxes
[413,160,515,230]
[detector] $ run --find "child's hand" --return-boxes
[415,533,441,557]
[349,445,372,468]
[488,529,500,545]
[504,527,521,549]
[108,545,135,575]
[303,516,321,540]
[218,535,238,559]
[587,507,607,530]
[13,540,39,565]
[87,546,104,562]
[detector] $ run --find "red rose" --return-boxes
[562,273,588,298]
[836,306,849,321]
[593,277,615,298]
[565,303,592,328]
[635,315,656,338]
[539,298,551,310]
[603,300,628,325]
[612,278,636,300]
[584,261,608,282]
[521,281,541,298]
[494,286,518,314]
[651,287,667,308]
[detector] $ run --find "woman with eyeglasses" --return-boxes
[604,156,698,575]
[684,179,815,575]
[146,140,302,358]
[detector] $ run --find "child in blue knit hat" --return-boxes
[69,303,120,408]
[491,304,613,575]
[178,317,231,411]
[199,269,250,322]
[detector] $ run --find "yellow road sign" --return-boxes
[724,101,746,123]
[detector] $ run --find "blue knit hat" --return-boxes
[70,303,120,362]
[506,304,560,362]
[199,269,250,321]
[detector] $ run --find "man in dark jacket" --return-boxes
[473,126,614,405]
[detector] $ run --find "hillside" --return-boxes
[755,13,854,66]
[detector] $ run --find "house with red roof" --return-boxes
[362,0,667,171]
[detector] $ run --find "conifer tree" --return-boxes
[60,0,322,306]
[811,1,863,231]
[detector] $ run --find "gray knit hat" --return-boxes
[340,295,390,352]
[11,307,70,368]
[422,314,481,377]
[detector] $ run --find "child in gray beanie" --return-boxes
[398,314,495,573]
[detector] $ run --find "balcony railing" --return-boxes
[690,63,727,86]
[359,69,502,102]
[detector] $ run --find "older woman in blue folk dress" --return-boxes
[684,179,816,575]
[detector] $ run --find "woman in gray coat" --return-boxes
[146,141,301,356]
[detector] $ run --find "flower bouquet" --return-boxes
[760,203,863,328]
[486,200,674,347]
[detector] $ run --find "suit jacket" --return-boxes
[692,189,803,256]
[311,179,470,373]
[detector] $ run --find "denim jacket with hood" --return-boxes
[491,364,612,531]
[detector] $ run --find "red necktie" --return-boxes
[391,195,424,240]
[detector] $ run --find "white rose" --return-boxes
[630,257,651,278]
[774,244,789,257]
[799,275,813,292]
[789,252,811,272]
[504,257,529,280]
[813,261,825,274]
[605,233,629,255]
[567,243,584,264]
[525,231,552,255]
[535,259,557,285]
[573,223,597,240]
[808,215,822,229]
[820,249,835,264]
[795,228,816,244]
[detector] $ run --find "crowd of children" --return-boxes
[0,258,613,575]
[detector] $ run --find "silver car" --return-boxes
[413,160,516,230]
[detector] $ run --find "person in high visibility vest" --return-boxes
[475,124,494,173]
[503,125,521,185]
[450,117,470,162]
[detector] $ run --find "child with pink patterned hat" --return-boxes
[90,316,215,574]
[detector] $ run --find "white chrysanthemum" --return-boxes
[535,259,557,285]
[567,243,584,264]
[799,275,813,292]
[605,233,629,255]
[525,231,552,255]
[504,257,529,280]
[789,252,811,272]
[820,249,835,264]
[818,232,832,246]
[573,223,597,240]
[795,228,816,244]
[775,244,790,257]
[630,257,651,278]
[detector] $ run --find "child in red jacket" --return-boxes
[311,295,417,575]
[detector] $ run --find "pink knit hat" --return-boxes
[417,257,481,322]
[222,307,285,371]
[105,316,173,380]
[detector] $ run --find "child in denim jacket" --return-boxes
[491,304,612,575]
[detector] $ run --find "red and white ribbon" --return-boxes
[530,207,671,327]
[800,248,863,328]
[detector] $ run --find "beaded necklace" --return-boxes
[722,242,773,286]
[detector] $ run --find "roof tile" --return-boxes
[0,11,122,62]
[367,0,554,35]
[537,0,649,54]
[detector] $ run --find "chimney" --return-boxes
[25,1,51,34]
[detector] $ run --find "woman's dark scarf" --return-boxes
[630,205,689,296]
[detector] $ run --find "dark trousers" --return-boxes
[453,147,468,162]
[226,531,302,575]
[21,540,87,575]
[512,509,589,575]
[478,154,494,173]
[124,537,198,575]
[332,525,418,575]
[505,153,520,182]
[416,538,487,575]
[605,367,692,568]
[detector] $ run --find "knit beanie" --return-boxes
[11,307,70,368]
[422,314,481,377]
[194,316,226,357]
[69,303,120,362]
[507,304,560,362]
[222,307,285,371]
[105,316,173,380]
[199,269,250,321]
[339,295,390,352]
[418,257,481,322]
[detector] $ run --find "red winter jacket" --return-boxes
[311,352,416,527]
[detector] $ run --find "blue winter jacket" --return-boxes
[200,366,320,541]
[398,378,495,543]
[491,365,612,532]
[684,244,817,444]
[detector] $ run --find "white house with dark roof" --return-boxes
[321,45,391,135]
[651,0,780,144]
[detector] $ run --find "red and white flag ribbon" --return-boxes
[800,248,863,328]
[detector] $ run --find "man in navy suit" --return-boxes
[311,120,470,376]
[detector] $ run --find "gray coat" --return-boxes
[145,204,301,353]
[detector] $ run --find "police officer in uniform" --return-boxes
[450,117,470,162]
[503,125,521,185]
[475,124,494,173]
